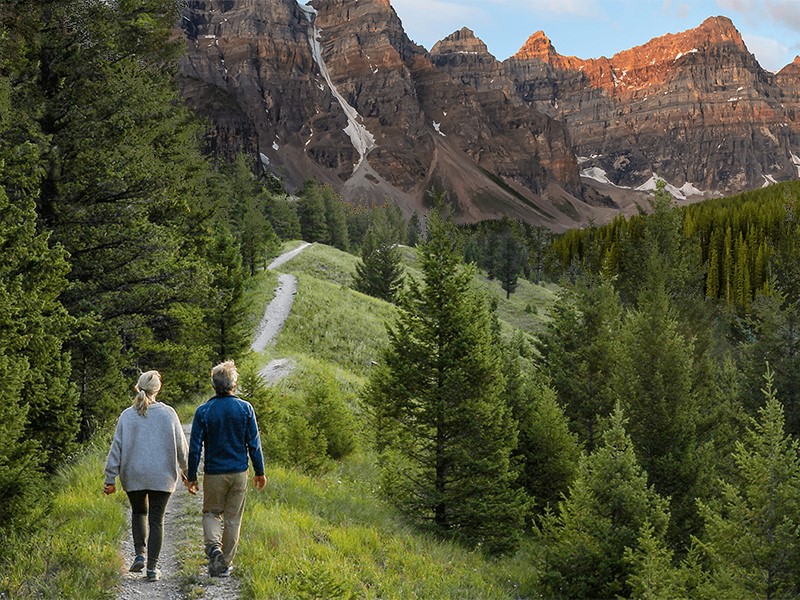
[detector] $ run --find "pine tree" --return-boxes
[352,218,405,303]
[0,182,75,539]
[538,277,623,450]
[406,211,422,246]
[0,65,78,469]
[740,292,800,436]
[617,268,702,548]
[364,212,527,553]
[697,367,800,599]
[205,227,250,362]
[623,522,687,599]
[503,344,580,513]
[323,192,350,251]
[496,226,527,299]
[266,195,302,240]
[297,180,330,243]
[541,405,671,599]
[5,0,221,433]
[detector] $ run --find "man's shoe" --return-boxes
[129,555,145,573]
[208,548,225,577]
[146,568,162,582]
[218,564,234,578]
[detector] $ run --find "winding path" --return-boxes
[253,242,311,383]
[114,243,311,599]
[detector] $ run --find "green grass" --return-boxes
[272,274,396,378]
[6,241,556,598]
[0,438,126,599]
[238,455,539,599]
[275,242,361,287]
[235,241,550,598]
[474,273,557,336]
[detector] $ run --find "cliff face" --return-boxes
[177,4,800,228]
[178,0,353,185]
[504,17,800,194]
[176,0,604,229]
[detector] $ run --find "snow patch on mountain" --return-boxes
[581,166,709,201]
[791,152,800,177]
[298,3,375,172]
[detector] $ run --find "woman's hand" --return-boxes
[103,483,116,495]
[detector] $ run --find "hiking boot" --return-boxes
[146,568,162,582]
[129,555,145,573]
[217,564,234,578]
[208,548,226,577]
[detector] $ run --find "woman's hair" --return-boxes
[211,360,238,395]
[133,370,162,416]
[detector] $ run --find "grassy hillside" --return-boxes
[233,242,554,598]
[2,241,555,599]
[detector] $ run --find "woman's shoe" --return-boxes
[146,568,162,581]
[129,555,145,573]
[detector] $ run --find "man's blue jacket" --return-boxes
[188,395,265,481]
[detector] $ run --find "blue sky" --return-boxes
[388,0,800,72]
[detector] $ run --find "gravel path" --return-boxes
[251,242,311,355]
[267,241,311,270]
[250,273,298,353]
[115,490,185,600]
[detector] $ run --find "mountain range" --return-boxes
[177,0,800,230]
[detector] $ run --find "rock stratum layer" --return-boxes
[177,3,800,229]
[504,16,800,195]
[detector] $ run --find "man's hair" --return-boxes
[211,360,238,395]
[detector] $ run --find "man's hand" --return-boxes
[253,475,266,491]
[186,480,199,495]
[103,483,115,495]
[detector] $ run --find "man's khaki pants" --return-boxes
[202,471,248,566]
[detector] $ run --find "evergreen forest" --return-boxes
[3,1,800,598]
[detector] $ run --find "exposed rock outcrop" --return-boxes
[177,0,609,229]
[176,3,800,228]
[504,17,800,194]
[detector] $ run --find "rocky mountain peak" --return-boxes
[779,55,800,74]
[430,27,491,57]
[512,31,559,62]
[694,15,745,47]
[177,2,800,229]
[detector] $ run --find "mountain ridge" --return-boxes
[176,0,800,229]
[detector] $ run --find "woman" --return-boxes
[103,371,188,582]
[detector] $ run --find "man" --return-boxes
[187,360,266,577]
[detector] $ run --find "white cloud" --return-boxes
[741,33,792,72]
[718,0,800,32]
[661,0,690,20]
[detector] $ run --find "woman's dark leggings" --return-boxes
[126,490,171,570]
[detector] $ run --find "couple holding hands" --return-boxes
[103,360,265,581]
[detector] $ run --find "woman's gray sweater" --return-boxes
[104,402,189,492]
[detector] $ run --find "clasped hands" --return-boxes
[104,474,265,495]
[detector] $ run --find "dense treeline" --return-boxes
[530,183,800,596]
[552,180,800,311]
[0,0,319,547]
[359,183,800,597]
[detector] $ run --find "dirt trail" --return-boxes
[115,244,311,599]
[253,242,312,382]
[115,425,240,600]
